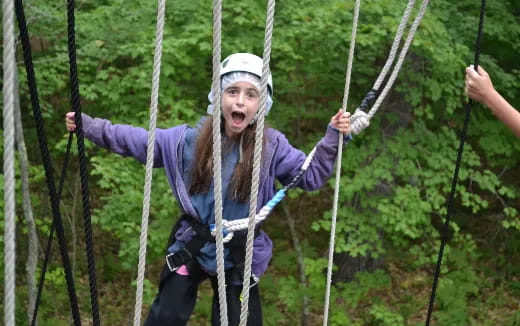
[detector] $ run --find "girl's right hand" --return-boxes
[65,112,76,132]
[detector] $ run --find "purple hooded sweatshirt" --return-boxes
[81,113,348,278]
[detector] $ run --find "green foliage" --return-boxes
[7,0,519,324]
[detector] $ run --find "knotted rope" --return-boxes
[133,0,165,324]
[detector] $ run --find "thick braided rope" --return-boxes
[372,0,415,90]
[133,0,165,324]
[67,0,100,323]
[323,1,360,325]
[14,67,39,326]
[239,1,276,324]
[15,1,82,324]
[350,0,429,135]
[211,0,228,324]
[31,134,74,326]
[368,0,429,119]
[3,0,17,323]
[425,2,486,324]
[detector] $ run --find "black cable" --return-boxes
[424,0,486,325]
[14,0,82,325]
[31,133,74,326]
[66,0,101,325]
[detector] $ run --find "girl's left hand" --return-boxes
[330,109,351,134]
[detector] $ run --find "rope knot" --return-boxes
[350,109,370,135]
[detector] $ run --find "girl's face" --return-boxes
[221,81,260,138]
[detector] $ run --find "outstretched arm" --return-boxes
[274,110,352,191]
[65,112,165,166]
[465,66,520,138]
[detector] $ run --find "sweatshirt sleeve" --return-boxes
[273,125,351,191]
[81,113,164,167]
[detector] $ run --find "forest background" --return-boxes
[1,0,519,325]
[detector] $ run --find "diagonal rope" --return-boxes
[3,0,17,322]
[323,1,360,325]
[133,0,165,324]
[239,0,276,324]
[14,65,40,326]
[30,134,74,326]
[211,0,228,324]
[424,1,486,324]
[372,0,415,91]
[15,0,82,324]
[67,0,100,323]
[350,0,430,135]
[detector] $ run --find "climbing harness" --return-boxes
[162,215,261,283]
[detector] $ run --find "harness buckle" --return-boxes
[165,248,192,272]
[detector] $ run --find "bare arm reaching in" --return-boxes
[465,65,520,138]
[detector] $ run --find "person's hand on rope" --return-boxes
[330,109,351,134]
[465,65,520,138]
[465,65,497,106]
[65,112,77,132]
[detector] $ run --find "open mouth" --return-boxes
[231,111,246,125]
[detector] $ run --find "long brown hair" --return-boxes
[189,117,267,202]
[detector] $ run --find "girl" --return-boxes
[65,53,351,325]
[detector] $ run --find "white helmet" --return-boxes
[220,53,273,96]
[207,53,274,117]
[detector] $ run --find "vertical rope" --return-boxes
[211,0,228,324]
[66,0,100,324]
[15,0,82,324]
[14,66,40,326]
[323,1,360,325]
[239,0,276,324]
[133,0,165,324]
[3,0,17,323]
[424,0,486,324]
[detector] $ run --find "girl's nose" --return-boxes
[237,91,245,106]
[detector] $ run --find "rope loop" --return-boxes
[350,109,370,135]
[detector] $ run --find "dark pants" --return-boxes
[144,269,263,326]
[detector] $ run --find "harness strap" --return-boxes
[161,215,261,285]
